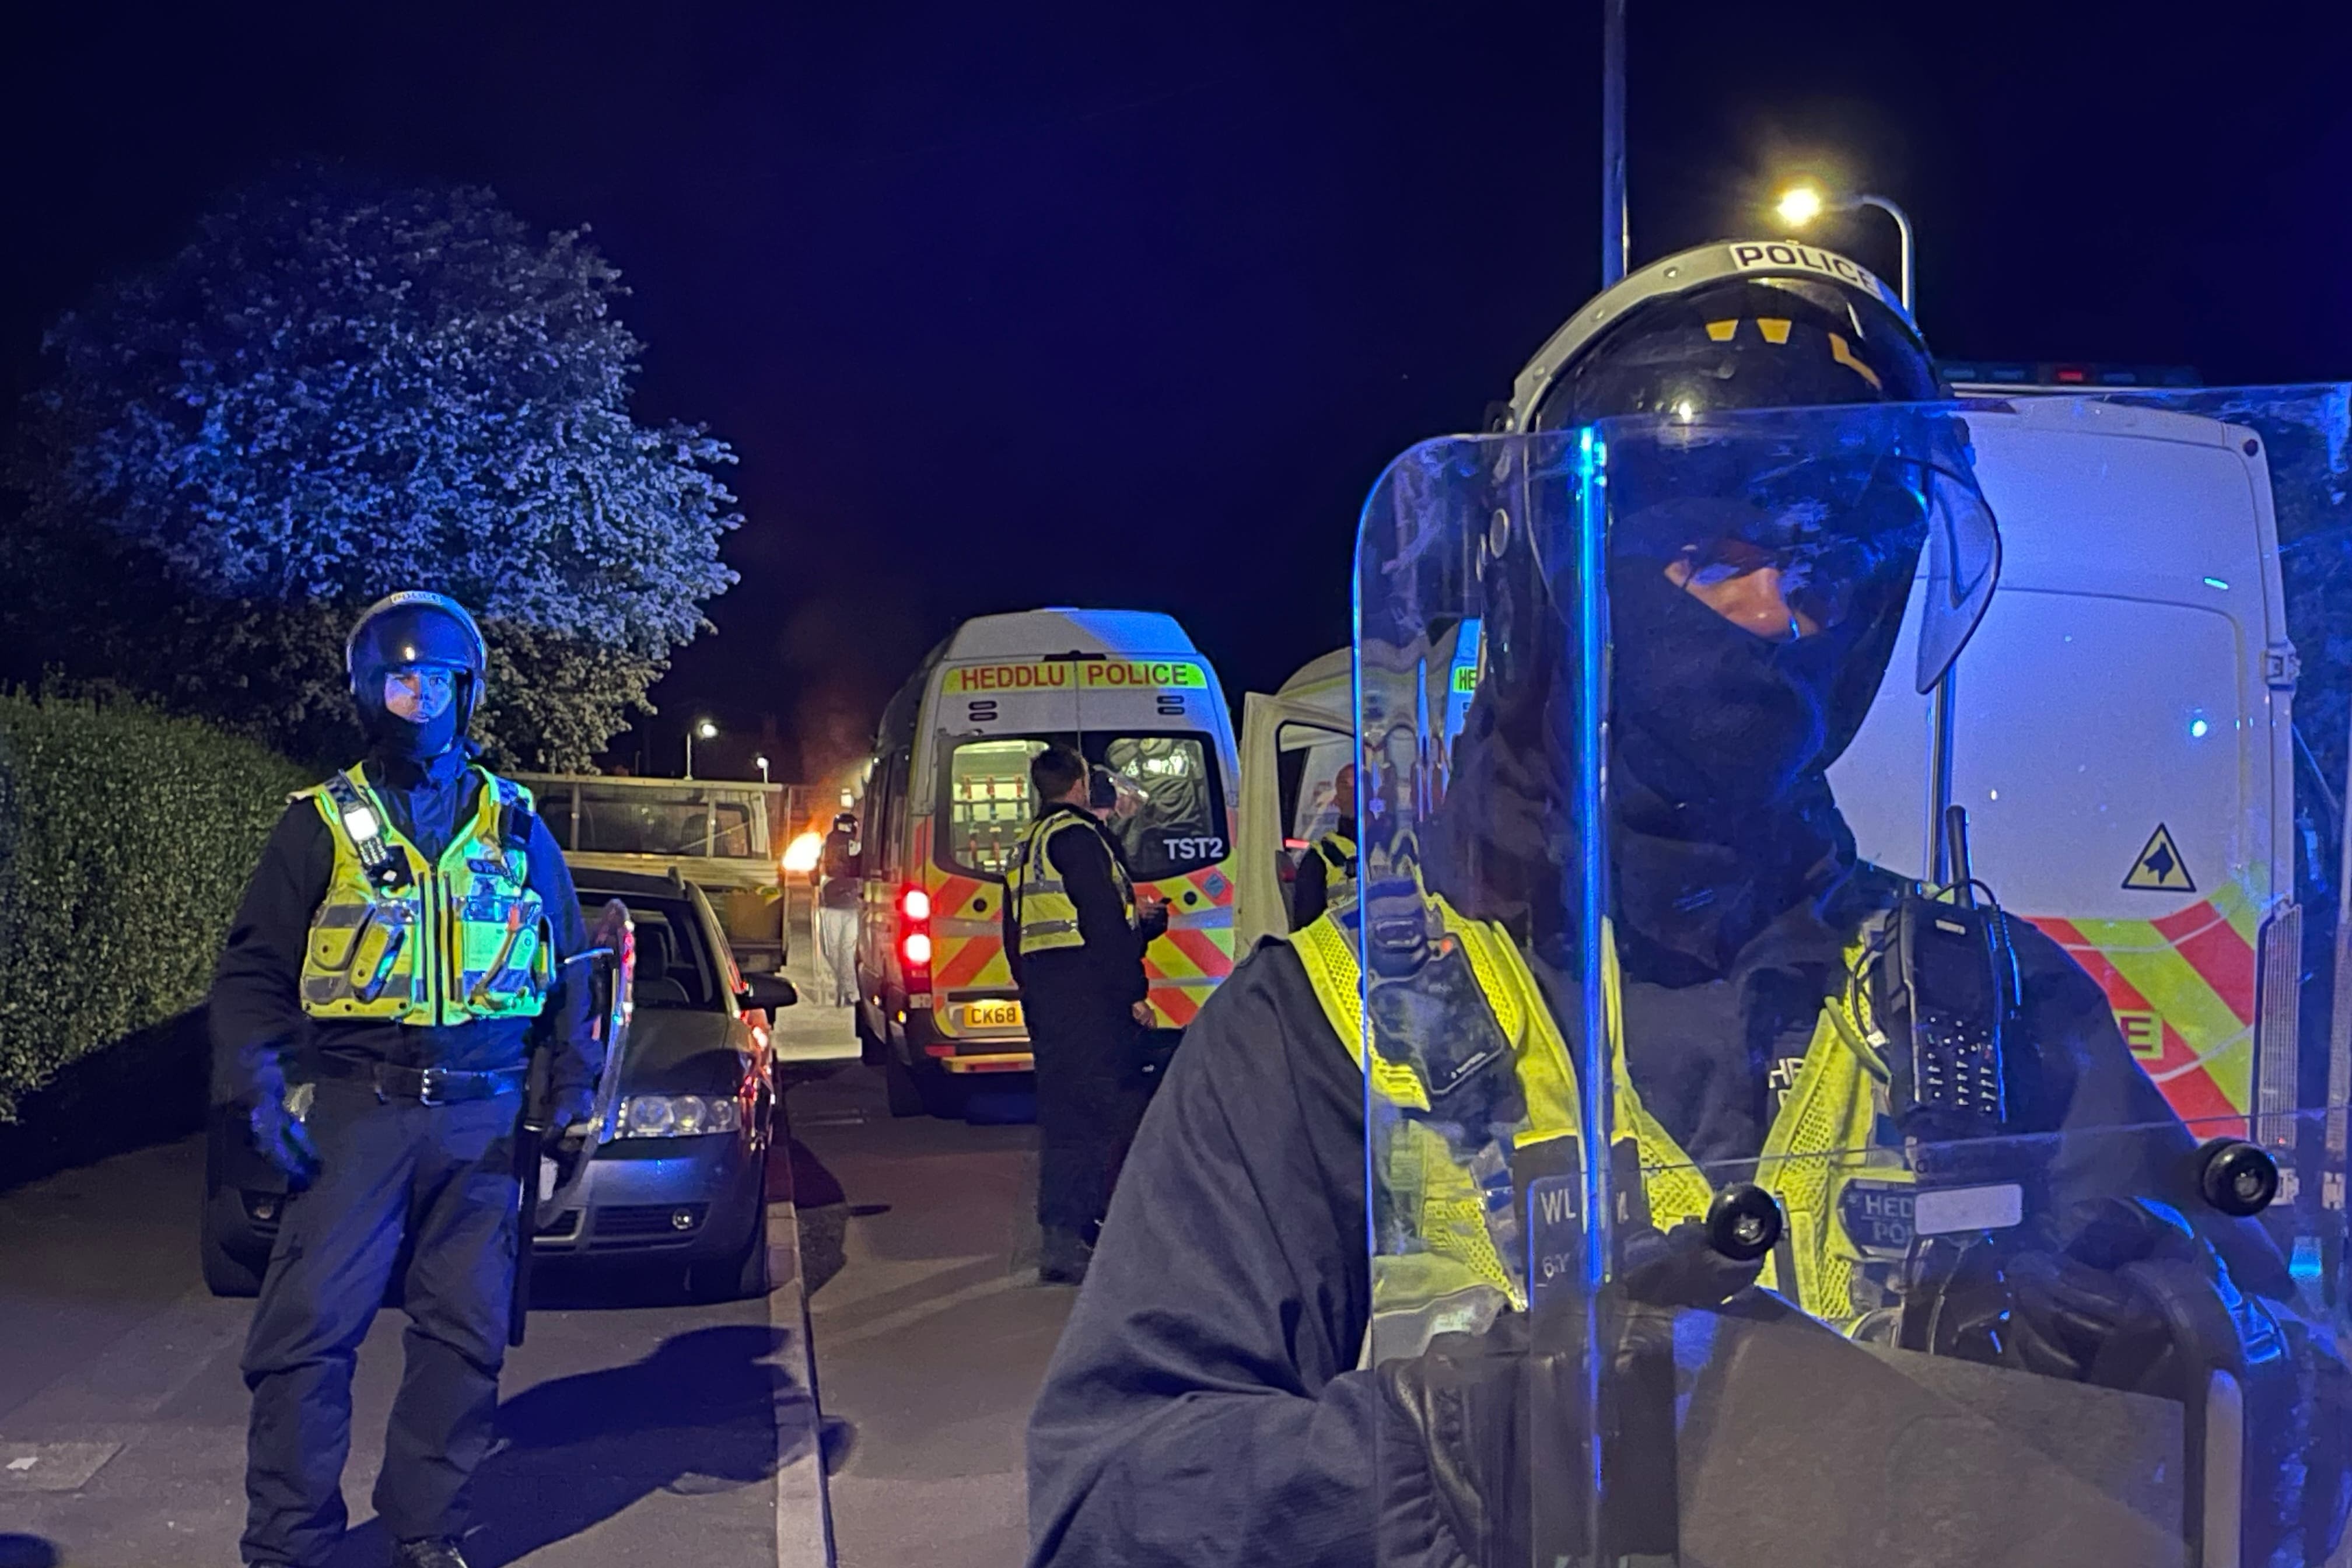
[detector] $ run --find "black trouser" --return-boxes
[1023,962,1149,1236]
[240,1078,520,1567]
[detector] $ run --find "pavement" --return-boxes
[0,1135,827,1568]
[0,909,1070,1568]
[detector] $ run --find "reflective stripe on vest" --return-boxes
[1009,809,1135,956]
[1312,832,1360,912]
[1315,832,1358,875]
[1289,903,1895,1357]
[296,764,554,1026]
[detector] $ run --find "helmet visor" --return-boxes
[383,668,458,723]
[1605,408,1998,688]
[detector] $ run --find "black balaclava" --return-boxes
[1417,536,1906,986]
[362,690,464,766]
[1605,552,1903,981]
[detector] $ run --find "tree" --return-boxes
[5,172,738,771]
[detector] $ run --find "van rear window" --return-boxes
[939,734,1227,881]
[944,740,1045,877]
[558,788,760,860]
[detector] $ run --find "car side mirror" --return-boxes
[738,972,799,1012]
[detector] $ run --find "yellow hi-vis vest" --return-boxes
[1009,807,1136,956]
[297,764,554,1025]
[1288,902,1902,1356]
[1313,831,1359,905]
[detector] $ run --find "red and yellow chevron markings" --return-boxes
[2029,876,2262,1129]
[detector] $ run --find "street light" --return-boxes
[755,754,770,785]
[685,718,718,780]
[1772,183,1915,316]
[1774,186,1825,227]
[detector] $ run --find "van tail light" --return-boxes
[897,884,932,995]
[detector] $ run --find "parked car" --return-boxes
[200,867,797,1303]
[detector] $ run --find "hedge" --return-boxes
[0,692,309,1119]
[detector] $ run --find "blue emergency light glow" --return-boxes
[2203,576,2230,590]
[2190,718,2211,739]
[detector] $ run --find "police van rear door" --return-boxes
[1832,397,2294,1131]
[925,657,1087,1049]
[1073,654,1240,1030]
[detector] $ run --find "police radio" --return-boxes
[1872,806,2018,1153]
[1856,807,2028,1357]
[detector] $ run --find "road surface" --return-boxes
[773,904,1070,1568]
[785,1063,1066,1568]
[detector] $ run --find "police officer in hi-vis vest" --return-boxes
[1005,743,1161,1285]
[1026,245,2351,1567]
[211,592,597,1568]
[1289,762,1359,932]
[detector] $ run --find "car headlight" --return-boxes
[618,1094,743,1138]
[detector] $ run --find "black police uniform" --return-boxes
[1005,804,1152,1254]
[211,741,593,1567]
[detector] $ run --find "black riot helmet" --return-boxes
[1513,249,1941,431]
[345,591,489,753]
[1506,240,1999,699]
[1418,244,1999,972]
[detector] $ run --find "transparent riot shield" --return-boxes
[1357,387,2352,1566]
[541,895,637,1222]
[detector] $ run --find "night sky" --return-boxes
[9,2,2352,783]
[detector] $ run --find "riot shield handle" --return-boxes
[1706,1184,1784,1264]
[2197,1138,2281,1219]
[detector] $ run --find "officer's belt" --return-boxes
[314,1055,527,1105]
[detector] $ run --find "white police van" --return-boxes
[1239,395,2306,1140]
[856,608,1243,1116]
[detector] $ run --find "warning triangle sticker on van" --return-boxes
[2123,824,2196,892]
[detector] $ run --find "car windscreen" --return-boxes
[939,732,1227,882]
[561,786,761,860]
[577,895,724,1011]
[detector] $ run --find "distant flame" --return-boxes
[780,831,824,875]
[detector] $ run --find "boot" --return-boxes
[391,1539,471,1568]
[1040,1224,1094,1285]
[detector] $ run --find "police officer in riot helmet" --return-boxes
[211,592,598,1568]
[1025,246,2351,1567]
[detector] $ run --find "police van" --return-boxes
[1834,393,2303,1140]
[855,609,1242,1117]
[1239,395,2306,1139]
